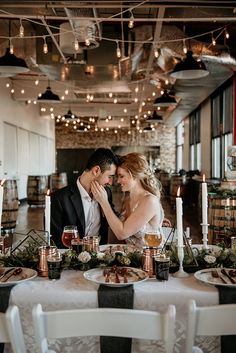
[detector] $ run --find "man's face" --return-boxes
[96,164,116,186]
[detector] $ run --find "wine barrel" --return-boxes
[170,175,189,206]
[49,172,67,193]
[208,195,236,245]
[27,175,48,206]
[1,179,19,230]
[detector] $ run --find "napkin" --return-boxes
[98,284,134,353]
[217,286,236,353]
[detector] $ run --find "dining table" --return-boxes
[3,268,220,353]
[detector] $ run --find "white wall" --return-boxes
[0,79,55,199]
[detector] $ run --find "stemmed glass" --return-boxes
[61,225,79,248]
[144,232,162,248]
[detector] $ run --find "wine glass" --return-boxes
[144,232,162,247]
[61,225,79,248]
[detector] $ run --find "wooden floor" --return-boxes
[15,195,202,244]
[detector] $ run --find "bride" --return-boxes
[91,152,165,247]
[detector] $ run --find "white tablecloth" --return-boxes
[7,270,220,353]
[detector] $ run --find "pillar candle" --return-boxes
[202,174,208,225]
[45,189,51,237]
[0,179,6,233]
[176,187,183,247]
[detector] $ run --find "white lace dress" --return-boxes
[121,194,165,248]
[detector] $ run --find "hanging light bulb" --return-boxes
[19,19,24,38]
[116,41,121,58]
[183,39,188,54]
[85,38,90,46]
[43,37,48,54]
[154,48,159,58]
[128,11,134,29]
[225,28,230,39]
[211,32,216,46]
[9,39,14,54]
[74,38,79,51]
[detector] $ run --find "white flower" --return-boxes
[204,255,216,264]
[78,251,91,263]
[97,252,105,260]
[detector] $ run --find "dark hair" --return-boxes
[85,148,119,172]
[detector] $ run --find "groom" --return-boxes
[50,148,118,248]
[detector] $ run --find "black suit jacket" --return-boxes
[50,182,112,248]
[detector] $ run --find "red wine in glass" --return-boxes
[61,226,79,248]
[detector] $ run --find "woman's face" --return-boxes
[117,166,133,192]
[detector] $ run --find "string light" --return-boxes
[116,41,121,58]
[128,11,134,29]
[9,38,14,54]
[154,48,159,58]
[225,28,229,39]
[74,38,79,51]
[19,19,24,38]
[85,38,90,46]
[183,39,188,54]
[43,36,48,54]
[211,32,216,46]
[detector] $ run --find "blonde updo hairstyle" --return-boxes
[118,152,162,197]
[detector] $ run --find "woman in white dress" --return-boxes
[91,152,165,247]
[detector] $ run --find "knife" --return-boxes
[221,269,236,284]
[0,267,16,281]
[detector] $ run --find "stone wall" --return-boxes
[56,123,176,171]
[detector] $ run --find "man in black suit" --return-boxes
[50,148,118,248]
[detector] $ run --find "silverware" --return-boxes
[221,269,236,284]
[211,270,228,284]
[0,268,22,283]
[0,267,16,281]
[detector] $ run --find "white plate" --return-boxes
[194,268,236,287]
[84,267,148,287]
[0,267,37,287]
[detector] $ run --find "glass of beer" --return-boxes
[144,232,162,247]
[61,225,79,248]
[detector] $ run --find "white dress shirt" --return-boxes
[77,179,100,237]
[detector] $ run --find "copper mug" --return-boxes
[142,246,159,277]
[83,236,100,252]
[38,245,57,277]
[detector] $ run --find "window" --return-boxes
[176,122,184,172]
[189,109,201,170]
[211,81,233,178]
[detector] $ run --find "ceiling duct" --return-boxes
[60,7,101,54]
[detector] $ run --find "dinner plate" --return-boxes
[84,267,148,287]
[0,267,37,287]
[194,268,236,287]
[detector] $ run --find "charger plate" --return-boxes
[194,268,236,288]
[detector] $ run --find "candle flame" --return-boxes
[47,189,50,196]
[0,179,6,186]
[203,174,205,182]
[177,186,180,197]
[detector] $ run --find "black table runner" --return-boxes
[217,286,236,353]
[98,284,134,353]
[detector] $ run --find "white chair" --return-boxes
[0,305,27,353]
[185,299,236,353]
[32,304,176,353]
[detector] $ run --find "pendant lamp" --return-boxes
[62,109,78,119]
[0,47,29,75]
[170,50,209,79]
[38,81,61,103]
[153,90,177,107]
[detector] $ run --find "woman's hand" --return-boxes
[91,181,108,205]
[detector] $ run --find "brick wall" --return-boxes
[56,124,176,171]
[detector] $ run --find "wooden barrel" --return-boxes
[170,175,189,206]
[27,175,48,206]
[1,180,19,230]
[49,172,67,193]
[208,195,236,245]
[158,172,171,197]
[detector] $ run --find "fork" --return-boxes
[0,268,16,281]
